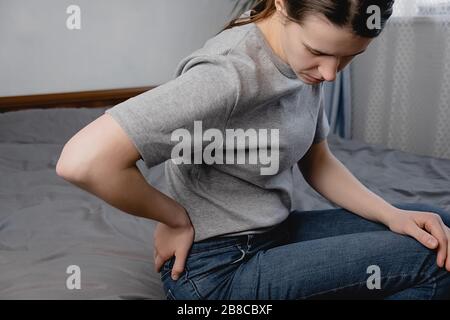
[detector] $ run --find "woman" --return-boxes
[56,0,450,299]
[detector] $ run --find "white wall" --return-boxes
[0,0,236,96]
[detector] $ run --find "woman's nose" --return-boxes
[318,56,340,82]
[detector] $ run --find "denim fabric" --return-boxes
[160,203,450,300]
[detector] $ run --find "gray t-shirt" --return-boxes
[105,17,330,242]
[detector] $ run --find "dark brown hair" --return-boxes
[221,0,395,38]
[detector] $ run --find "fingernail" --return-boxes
[428,238,437,246]
[172,274,179,281]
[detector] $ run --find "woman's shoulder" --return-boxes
[173,23,264,78]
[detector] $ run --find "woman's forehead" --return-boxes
[289,15,372,56]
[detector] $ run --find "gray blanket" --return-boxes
[0,107,449,299]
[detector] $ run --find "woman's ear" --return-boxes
[274,0,291,25]
[274,0,286,15]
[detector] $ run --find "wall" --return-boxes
[0,0,236,96]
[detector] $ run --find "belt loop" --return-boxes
[246,234,251,251]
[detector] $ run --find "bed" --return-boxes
[0,101,449,299]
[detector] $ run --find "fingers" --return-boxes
[154,251,187,281]
[422,216,448,268]
[406,222,439,250]
[441,224,450,272]
[154,254,164,273]
[171,250,188,281]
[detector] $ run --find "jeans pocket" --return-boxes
[184,245,246,299]
[160,256,174,273]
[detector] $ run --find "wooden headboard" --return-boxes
[0,86,155,113]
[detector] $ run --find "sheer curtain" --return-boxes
[350,0,450,159]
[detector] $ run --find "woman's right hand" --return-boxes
[153,209,195,281]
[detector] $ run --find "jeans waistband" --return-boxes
[189,222,288,254]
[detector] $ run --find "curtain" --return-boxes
[323,67,352,139]
[350,0,450,159]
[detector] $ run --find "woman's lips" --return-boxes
[301,73,323,83]
[310,75,323,81]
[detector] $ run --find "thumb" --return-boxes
[408,224,439,249]
[171,250,188,281]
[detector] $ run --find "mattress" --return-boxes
[0,107,449,299]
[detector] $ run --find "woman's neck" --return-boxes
[255,16,289,66]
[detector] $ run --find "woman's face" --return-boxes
[267,11,373,84]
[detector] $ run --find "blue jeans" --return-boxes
[160,203,450,300]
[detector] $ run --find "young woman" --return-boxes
[56,0,450,299]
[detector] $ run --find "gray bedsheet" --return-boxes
[0,107,449,299]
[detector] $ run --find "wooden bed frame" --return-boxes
[0,86,155,113]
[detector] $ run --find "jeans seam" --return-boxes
[160,269,171,280]
[428,276,437,300]
[166,288,176,300]
[301,273,423,299]
[185,264,204,300]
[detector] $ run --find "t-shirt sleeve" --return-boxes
[104,55,239,168]
[312,87,330,144]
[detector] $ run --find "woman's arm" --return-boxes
[56,114,190,229]
[298,139,450,271]
[56,114,195,278]
[297,139,394,226]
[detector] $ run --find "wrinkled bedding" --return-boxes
[0,107,449,299]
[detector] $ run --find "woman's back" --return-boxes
[103,17,329,242]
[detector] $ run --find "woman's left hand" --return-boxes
[386,208,450,272]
